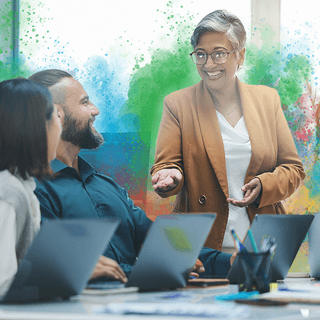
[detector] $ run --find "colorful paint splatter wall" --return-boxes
[1,0,320,271]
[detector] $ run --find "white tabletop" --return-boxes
[1,279,320,319]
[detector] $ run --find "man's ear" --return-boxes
[54,103,64,120]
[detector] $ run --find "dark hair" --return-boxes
[28,69,72,88]
[29,69,73,106]
[191,9,246,51]
[0,78,54,180]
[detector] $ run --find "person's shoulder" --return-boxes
[0,170,26,194]
[0,170,30,209]
[91,165,126,192]
[242,82,278,98]
[164,82,198,103]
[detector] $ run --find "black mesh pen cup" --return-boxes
[236,251,272,294]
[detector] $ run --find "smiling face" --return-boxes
[195,32,245,94]
[58,77,104,149]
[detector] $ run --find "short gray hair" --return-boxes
[191,10,246,51]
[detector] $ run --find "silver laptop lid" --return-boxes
[228,214,313,283]
[308,212,320,278]
[126,213,216,291]
[3,219,119,303]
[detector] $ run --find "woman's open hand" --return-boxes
[227,178,261,207]
[152,168,182,198]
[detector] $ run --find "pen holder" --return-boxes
[236,252,272,294]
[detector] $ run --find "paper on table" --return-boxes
[94,302,251,318]
[82,286,138,295]
[259,285,320,304]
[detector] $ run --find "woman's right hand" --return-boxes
[152,168,182,198]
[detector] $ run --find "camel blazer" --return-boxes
[151,79,305,250]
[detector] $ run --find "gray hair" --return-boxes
[191,10,246,51]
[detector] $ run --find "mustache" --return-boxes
[89,116,96,125]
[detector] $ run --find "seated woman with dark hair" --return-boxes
[0,78,61,297]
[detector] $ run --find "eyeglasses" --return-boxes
[190,49,237,65]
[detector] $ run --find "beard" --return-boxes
[61,109,104,150]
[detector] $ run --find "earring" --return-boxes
[237,64,243,71]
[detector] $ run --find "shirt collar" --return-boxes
[50,156,96,178]
[50,158,68,173]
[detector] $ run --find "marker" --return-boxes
[247,229,259,253]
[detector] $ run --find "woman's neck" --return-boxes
[208,80,241,116]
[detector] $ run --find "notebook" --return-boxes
[227,214,314,283]
[125,213,216,291]
[1,219,119,303]
[308,212,320,278]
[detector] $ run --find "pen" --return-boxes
[278,288,309,293]
[247,229,259,253]
[230,229,248,252]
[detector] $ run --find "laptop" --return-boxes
[1,219,119,303]
[308,212,320,278]
[227,214,314,283]
[125,213,216,291]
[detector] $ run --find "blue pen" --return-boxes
[247,229,259,253]
[230,229,248,252]
[278,288,309,293]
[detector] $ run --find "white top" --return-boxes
[0,170,41,298]
[215,111,252,247]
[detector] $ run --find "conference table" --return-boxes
[1,277,320,320]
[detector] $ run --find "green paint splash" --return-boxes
[122,44,199,145]
[0,0,50,80]
[244,26,312,108]
[20,0,50,50]
[0,0,17,80]
[121,1,200,151]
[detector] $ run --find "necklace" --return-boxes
[221,104,237,116]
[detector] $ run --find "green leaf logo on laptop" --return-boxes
[165,227,193,252]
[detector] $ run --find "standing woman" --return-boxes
[151,10,305,253]
[0,78,61,297]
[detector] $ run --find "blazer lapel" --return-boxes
[237,80,266,183]
[195,81,229,198]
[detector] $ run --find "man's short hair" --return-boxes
[29,69,73,106]
[29,69,73,88]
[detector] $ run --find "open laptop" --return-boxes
[1,219,119,303]
[227,214,314,283]
[125,213,216,291]
[308,212,320,278]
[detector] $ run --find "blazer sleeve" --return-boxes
[150,95,185,197]
[256,91,305,208]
